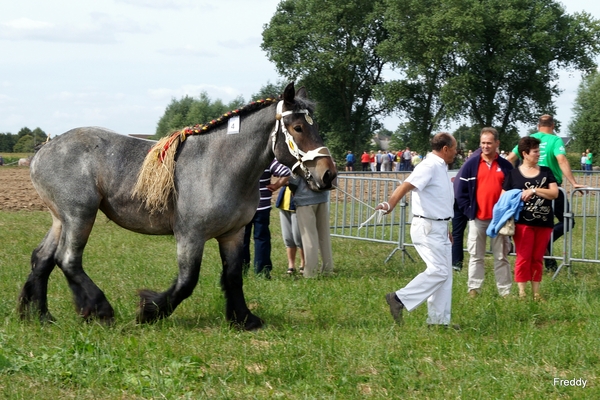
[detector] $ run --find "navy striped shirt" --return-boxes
[257,159,291,211]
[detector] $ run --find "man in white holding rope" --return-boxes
[376,132,458,329]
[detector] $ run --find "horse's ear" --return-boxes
[296,86,308,99]
[283,82,296,105]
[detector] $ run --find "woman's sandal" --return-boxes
[287,267,295,275]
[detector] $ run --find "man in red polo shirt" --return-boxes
[455,128,513,297]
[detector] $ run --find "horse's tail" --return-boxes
[132,131,183,214]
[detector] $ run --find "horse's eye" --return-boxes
[293,125,303,133]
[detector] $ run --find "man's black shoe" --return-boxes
[385,293,404,325]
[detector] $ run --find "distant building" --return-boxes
[371,133,391,150]
[129,134,154,140]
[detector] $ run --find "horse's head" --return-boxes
[271,82,337,191]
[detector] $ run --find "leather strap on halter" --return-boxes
[270,100,331,183]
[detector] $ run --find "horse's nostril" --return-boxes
[323,170,333,186]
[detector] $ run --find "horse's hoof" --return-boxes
[136,313,155,324]
[242,314,264,331]
[40,312,56,324]
[85,315,114,326]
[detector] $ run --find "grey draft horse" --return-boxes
[18,82,336,330]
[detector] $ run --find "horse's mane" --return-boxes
[132,96,285,214]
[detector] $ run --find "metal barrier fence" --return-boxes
[331,172,600,279]
[330,175,411,263]
[556,187,600,277]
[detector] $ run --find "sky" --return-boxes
[1,0,599,138]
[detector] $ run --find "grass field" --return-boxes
[0,210,598,399]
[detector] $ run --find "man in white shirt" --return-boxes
[377,133,458,328]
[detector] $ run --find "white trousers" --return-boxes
[467,218,512,296]
[397,218,452,325]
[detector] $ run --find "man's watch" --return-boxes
[532,188,537,194]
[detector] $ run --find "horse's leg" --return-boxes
[18,215,61,322]
[218,231,264,330]
[137,240,204,323]
[54,216,115,324]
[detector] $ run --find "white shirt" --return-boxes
[405,152,453,220]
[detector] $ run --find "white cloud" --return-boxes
[115,0,199,10]
[48,91,127,102]
[218,37,261,50]
[147,84,239,101]
[2,18,53,30]
[0,14,153,44]
[156,45,218,57]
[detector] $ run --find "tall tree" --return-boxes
[381,0,600,140]
[568,72,600,158]
[261,0,389,157]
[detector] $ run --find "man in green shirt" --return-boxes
[507,115,586,271]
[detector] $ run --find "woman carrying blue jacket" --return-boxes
[503,137,558,300]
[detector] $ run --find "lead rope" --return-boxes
[332,183,388,230]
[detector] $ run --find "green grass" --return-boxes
[0,210,599,399]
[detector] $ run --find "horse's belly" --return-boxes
[100,206,173,235]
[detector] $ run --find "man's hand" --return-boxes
[375,202,392,215]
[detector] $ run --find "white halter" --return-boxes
[270,100,332,183]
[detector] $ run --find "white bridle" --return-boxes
[270,100,332,183]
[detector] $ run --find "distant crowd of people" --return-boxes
[345,149,423,172]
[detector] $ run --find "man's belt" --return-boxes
[413,215,451,221]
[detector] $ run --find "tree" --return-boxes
[0,133,17,152]
[262,0,390,158]
[251,80,288,101]
[155,93,246,139]
[13,135,34,153]
[568,72,600,158]
[9,127,49,152]
[381,0,600,140]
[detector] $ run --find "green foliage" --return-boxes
[0,133,17,152]
[251,80,288,101]
[13,135,34,153]
[1,127,49,153]
[380,0,600,136]
[390,123,429,155]
[154,93,246,139]
[262,0,389,158]
[568,72,600,161]
[1,209,600,398]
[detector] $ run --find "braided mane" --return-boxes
[132,97,280,214]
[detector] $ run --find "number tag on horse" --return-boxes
[227,116,240,134]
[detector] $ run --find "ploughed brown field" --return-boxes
[0,167,46,211]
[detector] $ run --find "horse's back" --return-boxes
[32,127,149,191]
[30,128,168,232]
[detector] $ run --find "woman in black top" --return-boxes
[502,137,558,300]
